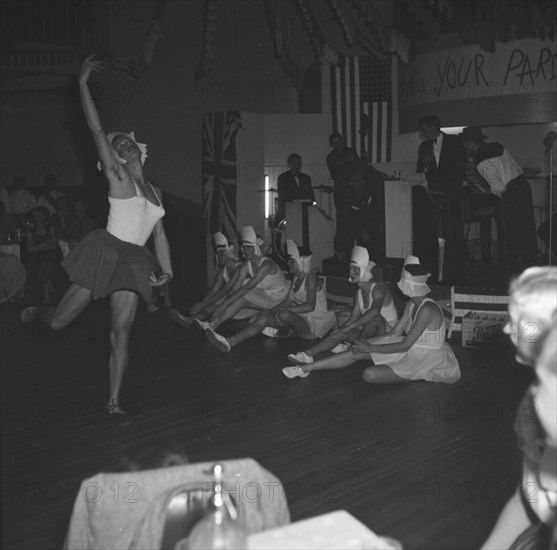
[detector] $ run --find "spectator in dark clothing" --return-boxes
[460,126,538,278]
[416,115,467,283]
[326,132,361,259]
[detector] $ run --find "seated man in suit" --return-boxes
[276,153,315,224]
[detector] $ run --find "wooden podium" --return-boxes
[285,201,335,269]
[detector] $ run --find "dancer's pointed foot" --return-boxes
[168,308,192,328]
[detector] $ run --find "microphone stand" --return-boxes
[545,132,556,266]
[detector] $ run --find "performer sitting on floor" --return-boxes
[287,245,398,365]
[283,255,461,383]
[204,239,337,352]
[203,226,288,351]
[168,232,244,328]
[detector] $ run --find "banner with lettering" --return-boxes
[398,39,556,132]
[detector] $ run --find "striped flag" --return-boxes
[202,111,243,240]
[330,55,392,163]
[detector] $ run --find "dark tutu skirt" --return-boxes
[61,229,154,301]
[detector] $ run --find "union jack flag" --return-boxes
[202,111,243,240]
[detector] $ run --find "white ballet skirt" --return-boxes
[369,298,461,384]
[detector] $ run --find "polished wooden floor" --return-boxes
[1,299,534,550]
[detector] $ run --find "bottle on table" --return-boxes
[184,464,247,550]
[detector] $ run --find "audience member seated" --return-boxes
[168,232,247,328]
[203,239,337,353]
[0,185,11,213]
[25,206,61,304]
[203,226,289,351]
[283,254,461,383]
[0,201,18,243]
[37,174,65,216]
[286,245,398,366]
[51,196,76,242]
[481,266,557,550]
[9,175,36,218]
[0,253,26,304]
[70,198,99,243]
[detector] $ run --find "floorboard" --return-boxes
[0,300,534,550]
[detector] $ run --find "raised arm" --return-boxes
[78,55,128,192]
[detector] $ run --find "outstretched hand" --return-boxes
[79,54,103,83]
[351,339,373,353]
[149,273,172,287]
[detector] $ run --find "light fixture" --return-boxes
[442,126,465,135]
[265,175,270,219]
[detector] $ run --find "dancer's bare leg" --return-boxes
[303,315,387,357]
[226,311,273,348]
[362,364,406,384]
[210,297,251,329]
[108,290,139,413]
[24,283,93,329]
[299,349,370,374]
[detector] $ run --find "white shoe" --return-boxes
[282,366,310,379]
[20,307,39,323]
[331,343,350,354]
[287,351,313,364]
[205,328,231,352]
[262,327,279,338]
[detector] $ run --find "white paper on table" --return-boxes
[247,510,397,550]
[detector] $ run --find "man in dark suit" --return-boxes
[416,115,467,283]
[326,132,361,259]
[276,153,315,223]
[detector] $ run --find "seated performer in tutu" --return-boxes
[20,55,172,416]
[203,226,288,351]
[283,255,461,383]
[168,232,244,328]
[204,239,337,352]
[287,245,398,365]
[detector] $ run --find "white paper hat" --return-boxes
[97,131,147,170]
[350,245,375,281]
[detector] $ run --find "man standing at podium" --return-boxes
[276,153,315,224]
[416,115,466,283]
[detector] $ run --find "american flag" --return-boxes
[202,111,243,239]
[329,55,392,163]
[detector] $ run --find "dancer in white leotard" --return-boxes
[203,239,337,352]
[287,244,397,365]
[204,226,288,351]
[168,232,245,328]
[283,255,460,383]
[20,56,173,416]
